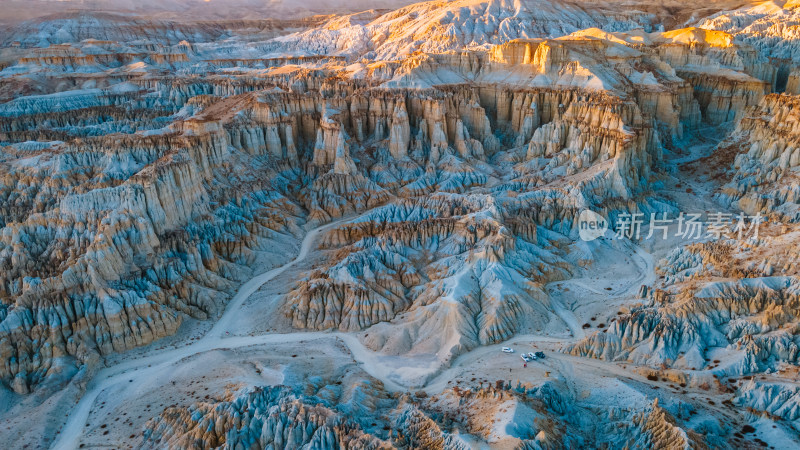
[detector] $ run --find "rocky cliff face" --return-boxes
[140,370,727,450]
[142,383,393,449]
[717,93,800,221]
[0,48,669,393]
[735,379,800,428]
[567,276,800,375]
[696,1,800,67]
[263,0,662,61]
[277,80,666,364]
[0,124,305,393]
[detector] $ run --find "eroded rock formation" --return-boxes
[2,2,800,449]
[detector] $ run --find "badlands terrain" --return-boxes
[0,0,799,448]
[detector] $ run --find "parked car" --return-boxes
[521,355,531,362]
[502,347,514,353]
[535,351,546,359]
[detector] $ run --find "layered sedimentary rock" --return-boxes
[263,0,662,61]
[280,75,669,363]
[697,1,800,68]
[0,51,667,393]
[568,254,800,375]
[716,93,800,221]
[622,399,707,450]
[1,11,761,394]
[787,68,800,95]
[677,70,769,125]
[286,194,572,347]
[563,27,773,125]
[140,371,733,449]
[735,379,800,427]
[0,84,318,393]
[0,128,304,393]
[142,383,393,449]
[3,2,800,449]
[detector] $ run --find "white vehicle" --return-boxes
[502,347,514,353]
[527,352,537,360]
[521,355,531,362]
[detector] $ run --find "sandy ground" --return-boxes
[79,338,359,449]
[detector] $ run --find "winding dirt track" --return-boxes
[51,214,374,450]
[51,215,657,450]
